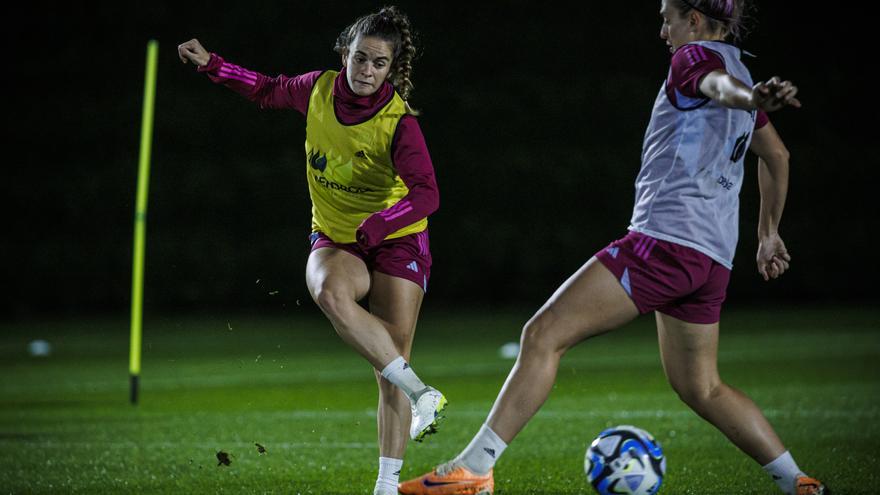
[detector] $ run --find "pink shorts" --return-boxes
[309,230,431,292]
[595,231,731,324]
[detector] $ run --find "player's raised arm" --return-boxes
[700,71,801,112]
[750,121,791,281]
[178,37,317,113]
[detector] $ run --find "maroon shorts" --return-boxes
[595,231,731,324]
[309,230,432,292]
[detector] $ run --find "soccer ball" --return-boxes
[584,425,666,495]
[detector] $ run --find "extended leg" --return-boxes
[655,311,785,465]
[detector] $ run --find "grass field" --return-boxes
[1,306,878,494]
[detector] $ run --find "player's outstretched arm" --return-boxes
[177,38,315,112]
[178,39,211,67]
[700,71,801,113]
[750,122,791,281]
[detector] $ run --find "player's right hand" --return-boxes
[178,39,210,67]
[753,76,801,112]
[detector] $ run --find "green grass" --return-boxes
[1,307,878,494]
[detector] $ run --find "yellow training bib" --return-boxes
[304,71,427,243]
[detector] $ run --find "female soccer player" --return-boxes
[178,7,446,495]
[399,1,827,494]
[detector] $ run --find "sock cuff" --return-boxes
[458,423,509,475]
[762,450,805,495]
[379,456,404,469]
[762,450,793,470]
[380,356,406,379]
[479,423,508,448]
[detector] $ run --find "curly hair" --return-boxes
[334,6,419,115]
[672,0,754,43]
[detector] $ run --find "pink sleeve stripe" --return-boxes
[219,68,257,82]
[220,64,258,81]
[381,205,414,222]
[380,200,412,218]
[221,62,257,77]
[684,46,708,65]
[218,70,257,86]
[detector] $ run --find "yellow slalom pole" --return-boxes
[130,39,158,405]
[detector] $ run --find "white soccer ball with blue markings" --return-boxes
[584,425,665,495]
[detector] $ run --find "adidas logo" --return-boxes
[483,447,496,458]
[406,261,419,273]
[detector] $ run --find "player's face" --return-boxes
[342,35,394,96]
[659,1,691,53]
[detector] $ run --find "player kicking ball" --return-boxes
[399,1,827,494]
[179,6,446,495]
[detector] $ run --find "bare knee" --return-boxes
[520,311,567,358]
[313,285,354,323]
[671,378,724,411]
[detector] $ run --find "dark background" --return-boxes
[5,1,874,318]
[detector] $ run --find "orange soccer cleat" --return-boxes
[796,476,829,495]
[398,465,494,495]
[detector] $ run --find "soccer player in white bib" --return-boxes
[179,6,447,495]
[399,1,827,494]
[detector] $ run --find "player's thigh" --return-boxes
[306,247,372,303]
[526,257,639,351]
[655,311,721,393]
[368,272,424,357]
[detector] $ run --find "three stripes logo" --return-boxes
[633,236,657,260]
[406,261,419,273]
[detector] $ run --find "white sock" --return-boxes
[380,356,427,401]
[457,423,508,475]
[375,457,403,494]
[762,451,805,494]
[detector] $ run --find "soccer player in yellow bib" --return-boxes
[178,7,445,494]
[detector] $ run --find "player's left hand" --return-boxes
[355,228,374,250]
[757,232,791,281]
[355,215,383,250]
